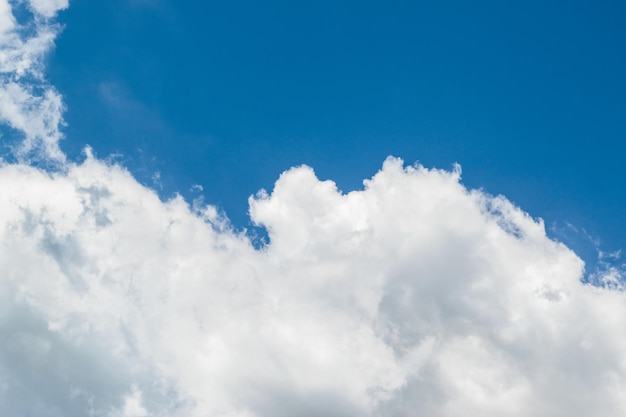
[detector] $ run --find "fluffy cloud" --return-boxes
[1,1,625,416]
[0,0,67,161]
[1,154,625,417]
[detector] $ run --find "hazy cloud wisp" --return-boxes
[0,0,67,161]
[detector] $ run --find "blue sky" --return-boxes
[42,0,625,265]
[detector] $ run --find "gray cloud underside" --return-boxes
[1,155,625,417]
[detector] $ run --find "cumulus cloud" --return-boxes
[1,1,626,416]
[1,154,626,417]
[0,0,67,161]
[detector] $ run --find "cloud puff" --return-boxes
[0,0,67,161]
[1,154,625,416]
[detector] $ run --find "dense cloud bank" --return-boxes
[1,155,625,417]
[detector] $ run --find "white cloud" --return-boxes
[0,0,67,161]
[27,0,68,18]
[1,155,625,416]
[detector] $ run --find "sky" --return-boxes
[1,1,626,416]
[46,0,626,259]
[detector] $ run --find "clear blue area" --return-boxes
[46,0,625,267]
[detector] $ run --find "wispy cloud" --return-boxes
[0,0,68,162]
